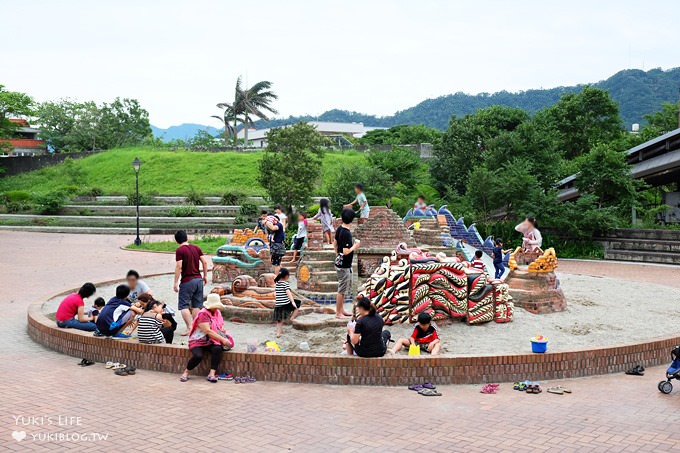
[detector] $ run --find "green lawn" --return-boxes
[125,235,228,253]
[0,147,368,197]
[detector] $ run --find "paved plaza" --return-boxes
[1,232,679,452]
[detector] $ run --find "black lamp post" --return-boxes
[132,157,142,246]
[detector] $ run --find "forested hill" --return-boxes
[253,67,680,130]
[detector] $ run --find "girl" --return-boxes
[273,268,300,338]
[137,300,166,344]
[312,198,335,245]
[287,211,307,263]
[515,217,542,251]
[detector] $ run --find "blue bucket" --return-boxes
[531,340,548,353]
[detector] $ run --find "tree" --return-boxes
[431,106,529,195]
[367,146,425,193]
[541,86,623,160]
[0,85,35,152]
[257,122,326,212]
[323,163,393,213]
[218,76,278,146]
[360,124,442,145]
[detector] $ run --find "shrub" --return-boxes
[306,204,320,218]
[34,191,66,215]
[239,202,259,218]
[169,205,199,217]
[2,190,32,213]
[221,190,246,206]
[233,215,250,226]
[186,188,206,206]
[80,187,104,197]
[126,192,154,206]
[61,185,81,196]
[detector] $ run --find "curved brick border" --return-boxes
[27,285,680,385]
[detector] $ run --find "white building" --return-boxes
[237,121,386,148]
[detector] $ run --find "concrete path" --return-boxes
[1,231,679,452]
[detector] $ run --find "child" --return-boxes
[492,238,510,280]
[254,211,268,233]
[471,250,487,273]
[287,212,307,263]
[274,204,287,231]
[344,183,369,224]
[312,198,335,245]
[85,297,106,322]
[390,312,441,355]
[413,195,427,211]
[273,268,300,338]
[137,300,166,344]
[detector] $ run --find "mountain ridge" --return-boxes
[152,67,680,139]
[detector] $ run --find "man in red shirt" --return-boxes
[55,283,97,331]
[173,230,209,336]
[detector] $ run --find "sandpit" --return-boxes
[43,272,680,356]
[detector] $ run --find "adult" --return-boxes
[334,208,361,318]
[173,230,209,336]
[346,297,391,357]
[515,217,542,251]
[55,282,97,331]
[274,204,288,230]
[179,294,234,383]
[126,269,152,303]
[265,215,286,275]
[95,285,143,338]
[344,183,369,224]
[138,293,177,344]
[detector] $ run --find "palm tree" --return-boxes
[234,77,278,146]
[215,77,278,147]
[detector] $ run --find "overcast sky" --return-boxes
[1,0,678,128]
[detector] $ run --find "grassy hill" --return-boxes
[0,147,367,196]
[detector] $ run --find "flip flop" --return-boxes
[408,384,424,391]
[533,382,542,394]
[111,363,127,370]
[419,389,442,396]
[105,362,116,369]
[547,387,564,395]
[78,359,95,367]
[558,386,572,393]
[513,382,521,390]
[179,375,189,382]
[480,384,499,394]
[422,382,436,389]
[114,369,128,376]
[206,376,218,383]
[124,366,136,375]
[526,384,535,394]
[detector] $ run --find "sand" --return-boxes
[43,272,680,356]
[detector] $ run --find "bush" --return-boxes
[186,188,206,206]
[239,202,259,218]
[61,185,81,196]
[80,187,104,197]
[2,190,32,213]
[168,205,199,217]
[306,204,320,218]
[126,192,154,206]
[233,215,250,226]
[221,191,246,205]
[34,191,66,214]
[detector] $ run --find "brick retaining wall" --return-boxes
[27,296,680,385]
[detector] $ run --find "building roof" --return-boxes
[237,121,386,140]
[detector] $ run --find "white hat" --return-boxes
[203,293,225,310]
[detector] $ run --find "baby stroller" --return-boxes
[658,345,680,394]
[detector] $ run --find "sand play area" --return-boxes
[44,271,680,356]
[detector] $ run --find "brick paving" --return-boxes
[1,232,679,452]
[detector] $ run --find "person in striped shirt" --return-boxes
[137,301,166,344]
[471,250,488,274]
[273,268,300,338]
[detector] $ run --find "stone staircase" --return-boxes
[599,228,680,265]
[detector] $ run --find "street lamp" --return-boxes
[132,157,142,246]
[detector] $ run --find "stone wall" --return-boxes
[0,151,102,177]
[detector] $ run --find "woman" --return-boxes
[346,297,391,357]
[55,282,97,331]
[515,216,542,251]
[180,294,234,383]
[138,293,177,344]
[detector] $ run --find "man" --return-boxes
[173,230,209,335]
[55,282,97,331]
[126,269,152,303]
[95,285,143,338]
[274,204,287,230]
[334,208,361,318]
[265,215,286,275]
[344,183,369,224]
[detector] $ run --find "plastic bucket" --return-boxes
[531,340,548,353]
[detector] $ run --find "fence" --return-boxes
[0,151,102,177]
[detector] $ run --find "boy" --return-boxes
[95,285,143,338]
[334,208,361,318]
[254,211,268,233]
[126,269,152,303]
[274,204,287,230]
[471,250,487,273]
[173,230,209,336]
[492,238,510,280]
[287,211,307,263]
[390,312,441,355]
[413,195,427,211]
[85,297,106,322]
[344,183,369,224]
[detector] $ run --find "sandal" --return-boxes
[179,375,189,382]
[111,363,127,370]
[78,359,95,367]
[206,376,218,383]
[547,386,564,395]
[558,386,572,393]
[114,369,128,376]
[517,381,528,391]
[105,361,116,369]
[480,384,499,394]
[422,382,436,389]
[419,388,442,396]
[513,382,521,390]
[525,384,535,394]
[625,365,645,376]
[124,366,136,375]
[408,384,424,391]
[533,382,542,394]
